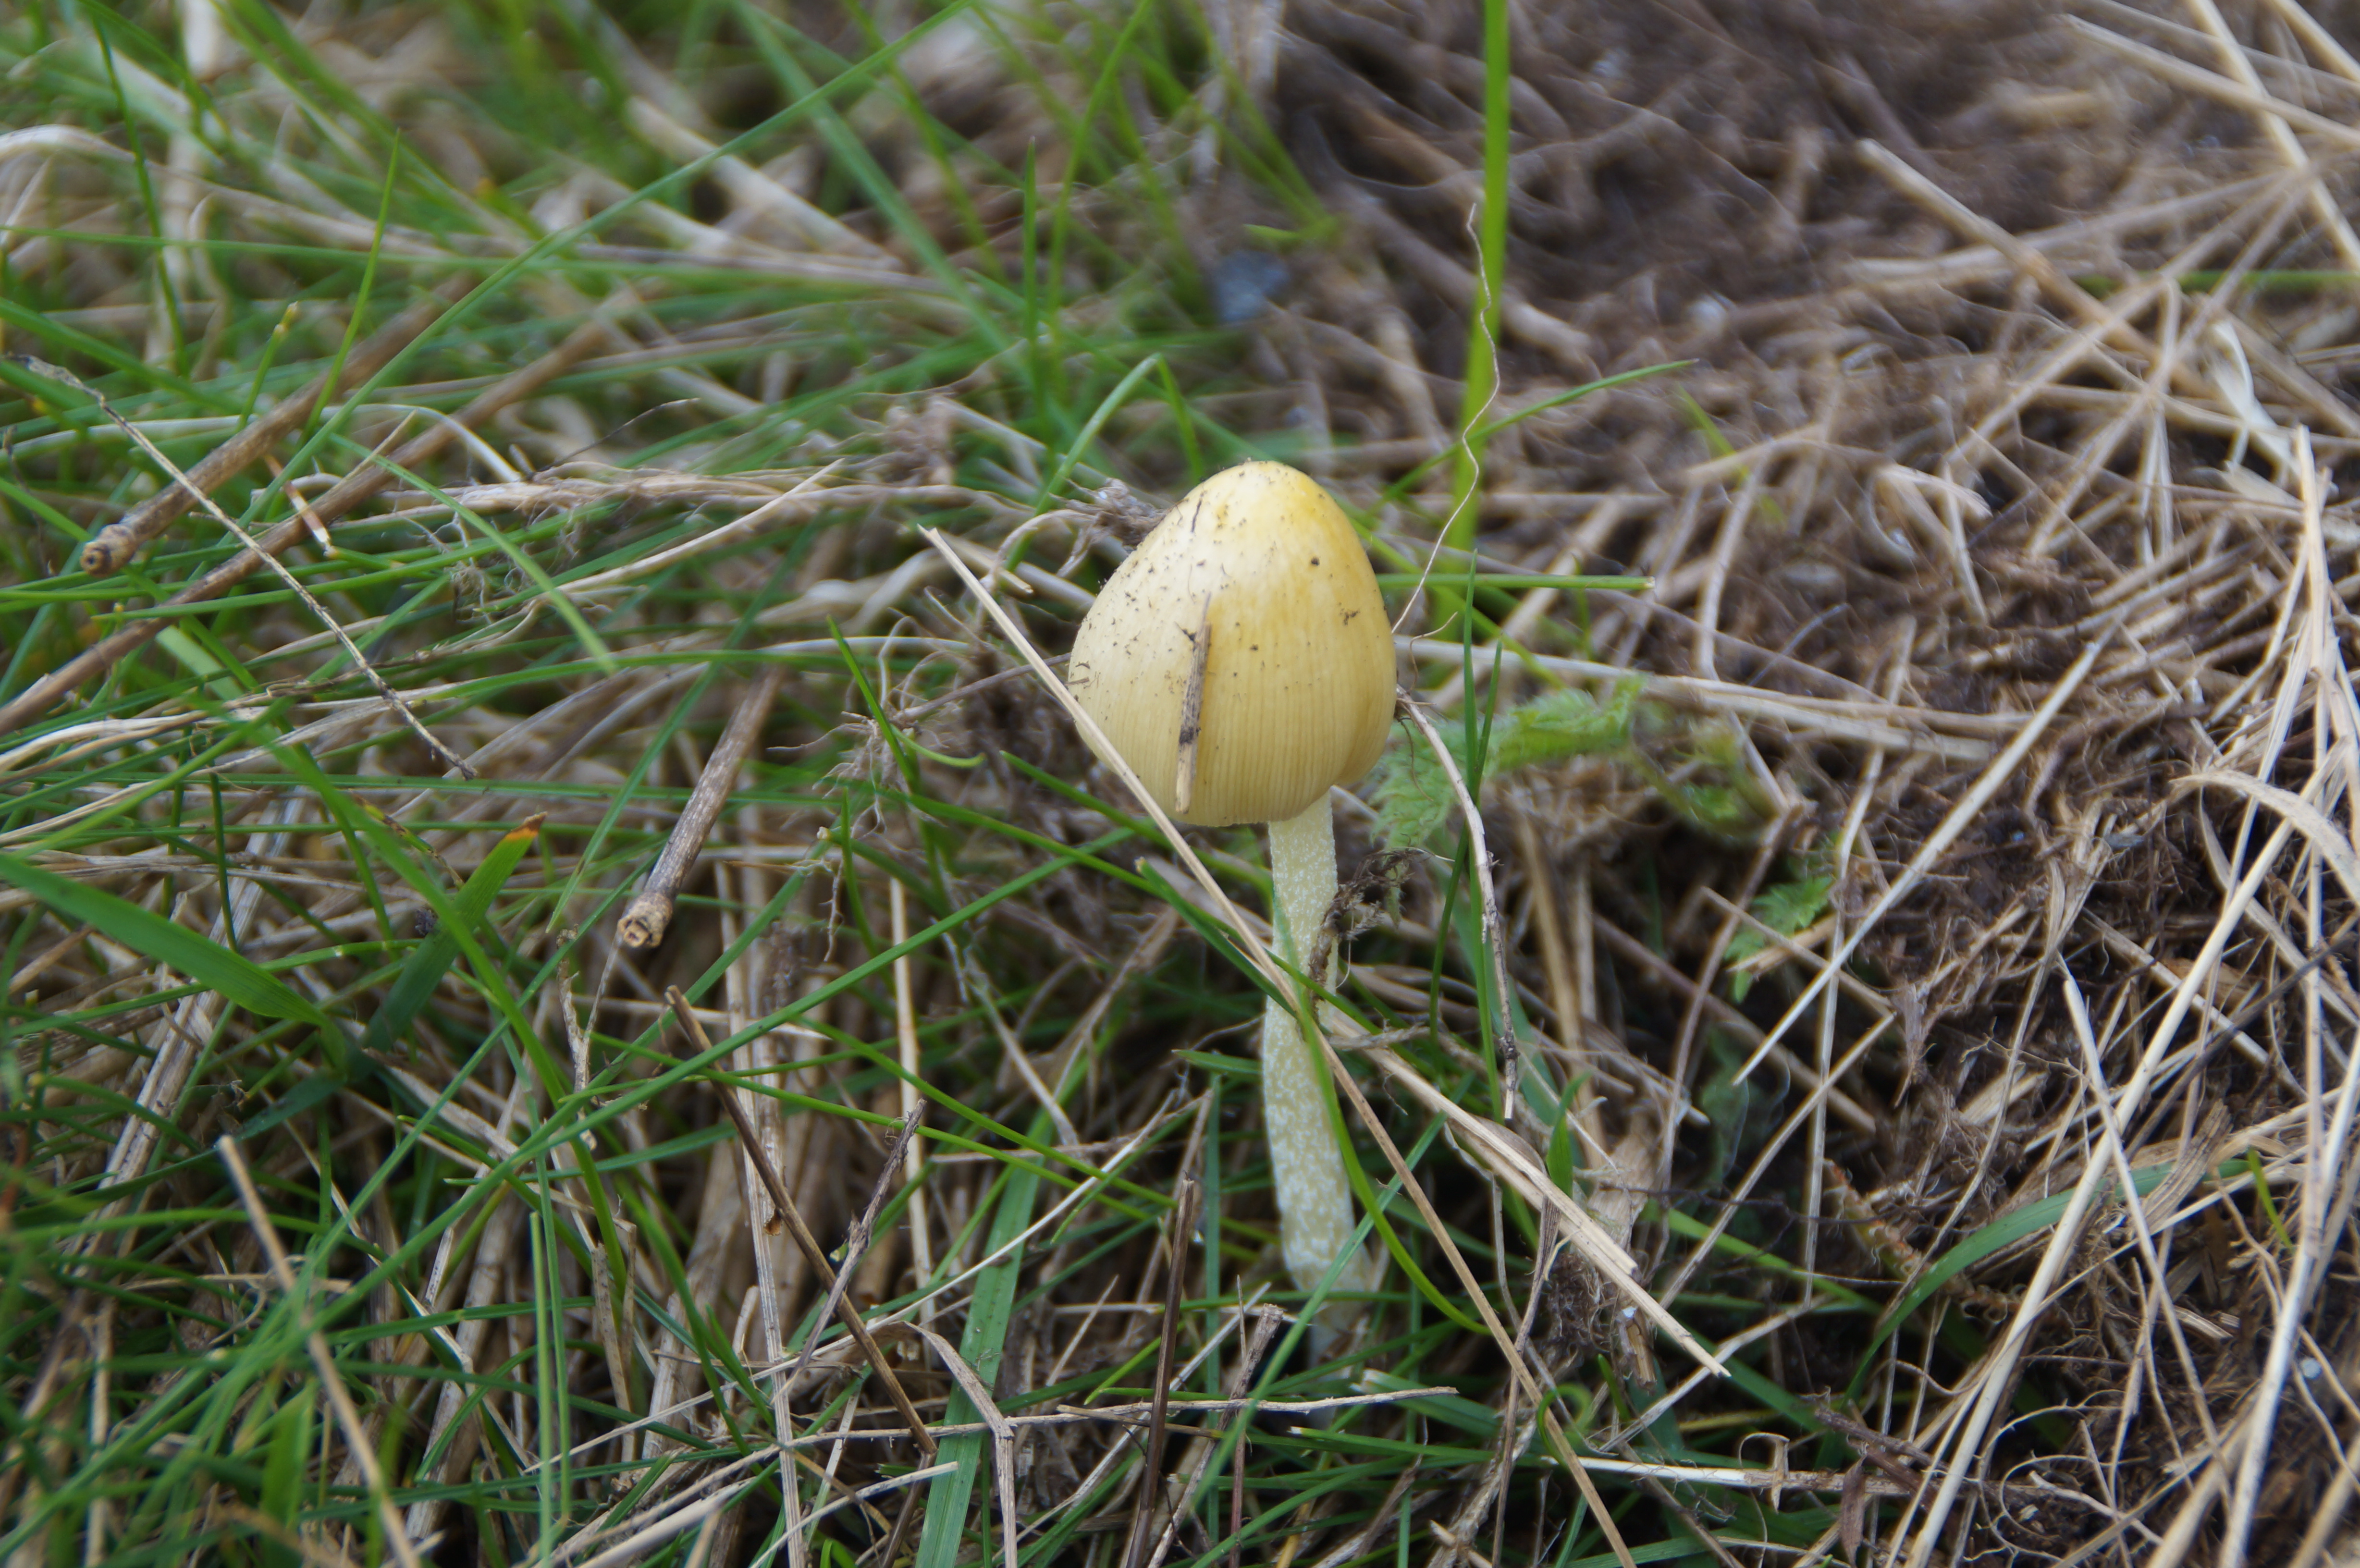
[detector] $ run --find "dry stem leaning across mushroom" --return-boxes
[1067,461,1395,1307]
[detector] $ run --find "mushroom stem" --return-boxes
[1263,792,1379,1307]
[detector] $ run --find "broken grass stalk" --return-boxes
[618,664,787,949]
[76,278,468,575]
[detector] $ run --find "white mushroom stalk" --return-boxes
[1068,462,1394,1307]
[1262,790,1380,1299]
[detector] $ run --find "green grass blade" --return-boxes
[1843,1157,2225,1394]
[915,1122,1048,1568]
[0,849,328,1026]
[357,813,543,1060]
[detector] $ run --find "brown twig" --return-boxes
[17,357,477,778]
[1124,1177,1198,1568]
[664,989,936,1458]
[0,309,614,739]
[873,1485,924,1568]
[76,280,468,576]
[783,1107,921,1402]
[618,665,787,949]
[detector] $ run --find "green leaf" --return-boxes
[1723,873,1832,1002]
[1171,1048,1258,1078]
[1752,874,1835,935]
[1369,738,1461,851]
[1371,683,1638,848]
[1645,721,1779,841]
[358,814,543,1060]
[0,851,328,1026]
[237,811,546,1142]
[259,1392,313,1568]
[914,1122,1045,1568]
[156,626,254,701]
[1843,1157,2230,1396]
[236,1072,345,1141]
[1494,685,1637,772]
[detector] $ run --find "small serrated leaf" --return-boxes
[1724,874,1833,1001]
[1371,681,1639,849]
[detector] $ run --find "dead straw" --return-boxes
[619,665,787,949]
[664,989,937,1459]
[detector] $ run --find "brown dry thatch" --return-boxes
[1225,0,2360,1561]
[7,0,2360,1565]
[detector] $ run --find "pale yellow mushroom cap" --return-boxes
[1068,462,1396,826]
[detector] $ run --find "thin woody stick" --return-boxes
[887,879,935,1318]
[0,310,614,739]
[618,664,786,949]
[77,280,468,575]
[1122,1177,1197,1568]
[18,357,477,778]
[664,990,937,1458]
[780,1108,921,1395]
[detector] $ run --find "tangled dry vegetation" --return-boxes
[9,1,2360,1566]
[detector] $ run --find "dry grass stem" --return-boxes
[619,667,787,949]
[15,3,2360,1562]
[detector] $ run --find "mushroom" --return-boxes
[1068,461,1394,1304]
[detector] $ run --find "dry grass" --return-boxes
[7,1,2360,1566]
[1266,3,2360,1563]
